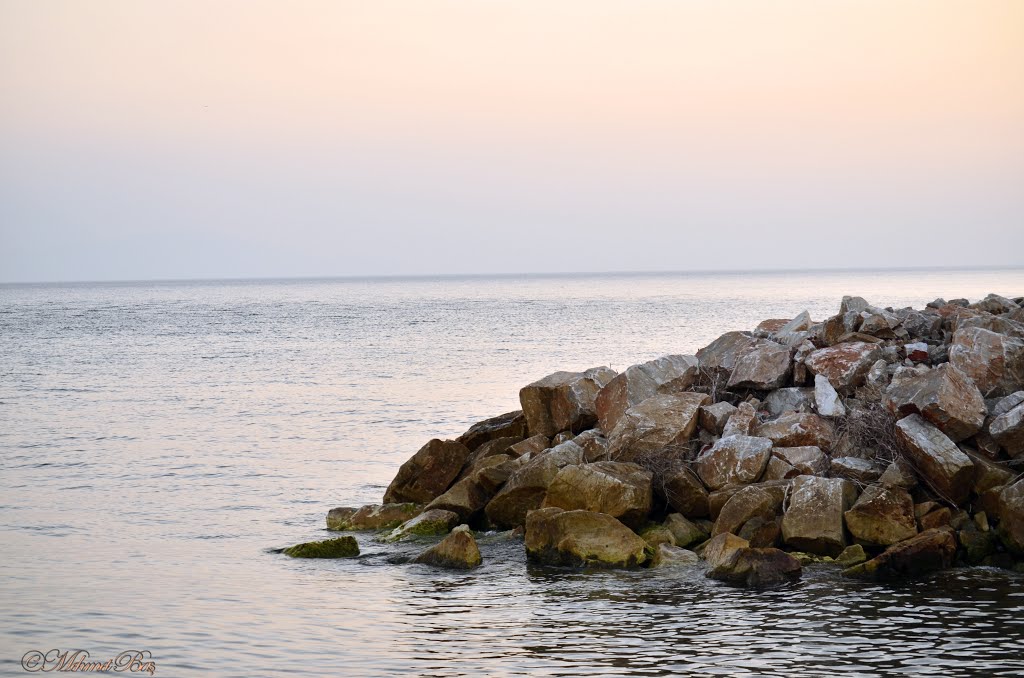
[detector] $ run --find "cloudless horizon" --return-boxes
[2,0,1023,283]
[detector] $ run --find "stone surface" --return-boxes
[755,413,835,451]
[844,485,917,546]
[456,411,527,451]
[949,327,1024,398]
[662,464,710,518]
[484,441,584,528]
[508,434,551,459]
[737,515,782,547]
[842,528,957,580]
[411,525,482,569]
[384,439,472,504]
[762,388,814,416]
[606,392,710,462]
[990,403,1024,458]
[782,476,859,556]
[829,457,884,483]
[712,485,781,537]
[722,402,758,437]
[650,544,700,568]
[707,547,802,588]
[664,513,708,547]
[814,374,846,417]
[998,480,1024,555]
[884,364,986,441]
[962,449,1015,494]
[327,503,421,531]
[385,509,461,541]
[424,476,493,522]
[762,455,798,481]
[694,435,773,490]
[773,446,828,476]
[640,525,676,548]
[836,544,868,567]
[878,458,918,489]
[571,429,612,462]
[282,536,359,559]
[895,415,975,504]
[805,342,883,393]
[699,401,737,435]
[727,340,792,390]
[701,532,750,567]
[542,461,653,529]
[595,355,699,433]
[696,332,758,376]
[524,507,649,568]
[519,367,617,437]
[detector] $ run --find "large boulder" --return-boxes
[754,413,835,451]
[327,503,421,531]
[282,536,359,559]
[606,392,710,461]
[701,532,750,567]
[781,475,858,556]
[595,355,699,433]
[424,475,494,522]
[894,415,974,504]
[519,367,617,437]
[998,479,1024,555]
[843,485,917,546]
[411,525,482,569]
[384,439,472,504]
[661,463,710,518]
[726,341,792,390]
[694,435,773,490]
[990,403,1024,458]
[524,507,649,568]
[707,547,802,588]
[804,342,882,393]
[696,332,757,377]
[949,327,1024,398]
[484,441,584,528]
[456,411,527,451]
[884,364,986,441]
[842,528,957,580]
[542,461,653,529]
[712,485,782,537]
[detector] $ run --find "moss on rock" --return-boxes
[283,536,359,559]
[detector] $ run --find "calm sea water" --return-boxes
[2,269,1024,677]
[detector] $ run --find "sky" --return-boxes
[1,0,1022,283]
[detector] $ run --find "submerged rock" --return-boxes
[842,528,957,580]
[411,525,482,569]
[283,536,359,559]
[327,503,421,531]
[707,547,802,587]
[524,507,648,568]
[519,367,617,437]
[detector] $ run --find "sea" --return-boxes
[2,268,1024,677]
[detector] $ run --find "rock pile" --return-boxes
[312,293,1024,586]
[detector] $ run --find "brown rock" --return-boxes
[327,503,421,531]
[456,411,527,451]
[606,392,710,461]
[484,441,584,528]
[712,485,782,537]
[695,435,773,490]
[696,332,758,376]
[542,461,653,529]
[829,456,884,483]
[650,544,700,568]
[884,364,986,441]
[701,532,750,567]
[662,464,710,518]
[755,413,836,451]
[707,547,802,587]
[895,414,974,504]
[804,342,883,393]
[962,448,1015,494]
[411,525,482,569]
[727,341,792,390]
[571,429,611,462]
[508,434,550,459]
[384,439,472,504]
[738,515,782,547]
[762,455,798,481]
[949,327,1024,398]
[998,480,1024,555]
[524,507,649,568]
[990,403,1024,458]
[844,485,917,546]
[519,367,617,437]
[595,355,699,433]
[722,401,758,437]
[773,446,828,476]
[664,513,709,547]
[782,476,859,556]
[842,528,957,580]
[700,401,737,435]
[918,507,951,531]
[878,458,918,489]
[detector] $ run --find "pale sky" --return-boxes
[1,0,1022,282]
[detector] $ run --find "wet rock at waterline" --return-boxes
[411,525,482,569]
[282,537,359,559]
[524,507,649,568]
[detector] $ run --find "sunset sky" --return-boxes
[1,0,1022,282]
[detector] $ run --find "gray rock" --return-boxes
[695,435,773,490]
[814,374,846,417]
[894,414,974,505]
[763,388,814,416]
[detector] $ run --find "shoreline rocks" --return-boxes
[308,291,1024,587]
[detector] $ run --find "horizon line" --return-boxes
[1,263,1022,287]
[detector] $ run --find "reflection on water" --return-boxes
[1,270,1024,676]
